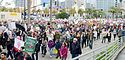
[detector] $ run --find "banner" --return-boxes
[14,38,24,50]
[25,36,37,53]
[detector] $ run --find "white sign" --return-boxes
[14,38,24,50]
[8,22,16,30]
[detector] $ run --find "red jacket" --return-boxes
[59,47,68,58]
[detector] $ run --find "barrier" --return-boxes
[72,39,123,60]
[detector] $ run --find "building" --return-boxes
[31,0,42,10]
[15,0,26,8]
[0,12,21,21]
[96,0,115,11]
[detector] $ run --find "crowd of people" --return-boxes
[0,19,125,60]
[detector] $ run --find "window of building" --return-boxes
[1,14,5,19]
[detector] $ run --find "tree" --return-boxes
[60,9,66,12]
[52,9,57,15]
[93,9,105,18]
[9,8,13,12]
[84,8,93,18]
[43,8,49,15]
[108,7,122,19]
[78,9,84,16]
[36,9,42,14]
[13,8,17,12]
[56,12,70,19]
[43,8,49,17]
[69,8,76,16]
[0,7,8,12]
[31,9,36,13]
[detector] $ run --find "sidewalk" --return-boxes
[39,35,117,60]
[116,48,125,60]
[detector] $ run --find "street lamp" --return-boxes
[24,0,26,20]
[50,0,52,21]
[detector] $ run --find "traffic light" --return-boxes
[43,3,46,7]
[55,1,57,5]
[120,0,122,2]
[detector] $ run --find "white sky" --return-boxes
[0,0,15,8]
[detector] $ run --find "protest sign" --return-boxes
[8,22,16,30]
[14,38,24,50]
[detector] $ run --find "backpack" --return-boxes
[48,40,55,48]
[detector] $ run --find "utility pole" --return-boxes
[50,0,52,21]
[24,0,26,20]
[27,0,31,23]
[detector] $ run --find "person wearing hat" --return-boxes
[71,38,82,60]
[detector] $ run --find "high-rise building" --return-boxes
[31,0,42,10]
[65,0,84,9]
[15,0,27,8]
[96,0,115,11]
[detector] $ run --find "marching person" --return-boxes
[97,28,101,40]
[102,29,107,43]
[118,28,122,42]
[81,32,87,48]
[107,31,111,42]
[59,42,68,60]
[71,38,82,60]
[41,39,47,57]
[32,42,41,60]
[113,28,117,40]
[55,40,62,59]
[6,38,13,60]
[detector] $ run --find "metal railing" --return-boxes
[72,39,124,60]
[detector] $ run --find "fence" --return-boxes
[72,39,124,60]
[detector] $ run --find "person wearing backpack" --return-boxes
[48,40,55,57]
[55,40,62,59]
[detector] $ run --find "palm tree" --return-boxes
[43,8,49,17]
[0,7,8,12]
[108,7,122,19]
[78,9,84,16]
[52,9,57,15]
[95,10,105,18]
[31,9,36,14]
[84,8,93,18]
[36,9,42,14]
[16,8,21,13]
[69,8,76,16]
[9,8,13,12]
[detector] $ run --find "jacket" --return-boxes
[55,41,62,50]
[122,30,125,36]
[48,40,55,48]
[59,47,68,58]
[71,42,82,55]
[34,43,41,52]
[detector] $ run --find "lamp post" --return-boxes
[24,0,26,20]
[27,0,31,23]
[50,0,52,21]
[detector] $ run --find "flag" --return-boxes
[24,36,37,53]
